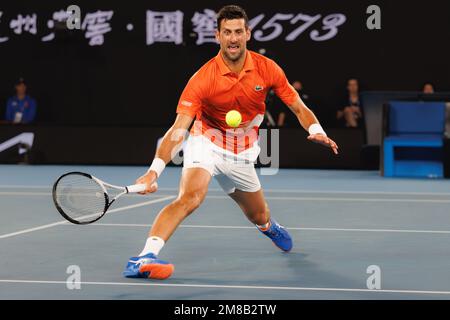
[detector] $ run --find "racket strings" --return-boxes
[103,185,124,199]
[54,174,107,223]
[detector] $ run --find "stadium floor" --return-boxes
[1,165,450,299]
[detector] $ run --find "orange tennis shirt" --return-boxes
[176,50,298,153]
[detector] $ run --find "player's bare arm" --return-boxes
[135,113,194,193]
[288,96,339,155]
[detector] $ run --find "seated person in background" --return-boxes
[5,78,37,124]
[263,89,277,128]
[422,82,435,94]
[336,78,363,128]
[277,80,310,128]
[292,80,310,103]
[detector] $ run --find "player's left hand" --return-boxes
[307,134,339,155]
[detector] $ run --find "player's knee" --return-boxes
[177,192,204,214]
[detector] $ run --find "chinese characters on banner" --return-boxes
[82,10,114,45]
[42,10,72,42]
[0,8,347,46]
[191,9,217,45]
[146,10,183,45]
[10,14,38,35]
[0,12,8,42]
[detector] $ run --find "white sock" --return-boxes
[138,236,165,257]
[256,220,271,231]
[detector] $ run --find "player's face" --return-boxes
[216,19,251,63]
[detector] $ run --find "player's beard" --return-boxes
[222,45,245,63]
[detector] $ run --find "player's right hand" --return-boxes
[135,170,158,194]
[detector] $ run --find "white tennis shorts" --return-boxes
[183,135,261,194]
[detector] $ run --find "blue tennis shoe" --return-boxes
[123,253,174,280]
[259,218,293,252]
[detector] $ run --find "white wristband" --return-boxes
[147,158,166,177]
[308,123,327,136]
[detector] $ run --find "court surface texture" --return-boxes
[1,164,449,299]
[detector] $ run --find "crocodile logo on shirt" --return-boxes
[255,85,263,91]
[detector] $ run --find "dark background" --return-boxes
[1,0,449,128]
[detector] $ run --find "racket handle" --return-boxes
[126,183,147,193]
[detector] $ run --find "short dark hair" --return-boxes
[15,77,27,86]
[217,5,249,30]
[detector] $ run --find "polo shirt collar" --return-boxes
[215,50,254,76]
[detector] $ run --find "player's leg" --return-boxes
[215,162,293,252]
[124,167,211,279]
[149,167,211,241]
[229,188,292,252]
[228,188,269,226]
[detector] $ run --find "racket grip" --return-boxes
[126,184,147,193]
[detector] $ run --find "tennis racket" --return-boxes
[52,171,151,225]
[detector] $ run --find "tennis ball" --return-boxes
[226,110,242,128]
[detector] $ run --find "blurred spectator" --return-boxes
[276,80,310,128]
[336,78,364,128]
[422,82,435,94]
[292,80,310,104]
[4,78,37,124]
[265,80,311,128]
[264,90,278,128]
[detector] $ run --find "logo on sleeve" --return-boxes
[255,85,263,91]
[181,100,193,107]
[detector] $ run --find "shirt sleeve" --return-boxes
[269,60,298,107]
[176,71,205,118]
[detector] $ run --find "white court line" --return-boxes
[1,191,450,203]
[205,195,450,203]
[0,191,51,196]
[0,279,449,296]
[0,191,166,197]
[0,185,51,189]
[1,185,450,196]
[0,195,175,240]
[0,185,185,190]
[267,189,450,196]
[89,223,450,235]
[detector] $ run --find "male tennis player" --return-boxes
[124,5,338,280]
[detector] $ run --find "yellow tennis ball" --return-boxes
[226,110,242,128]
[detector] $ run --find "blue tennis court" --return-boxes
[1,164,450,299]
